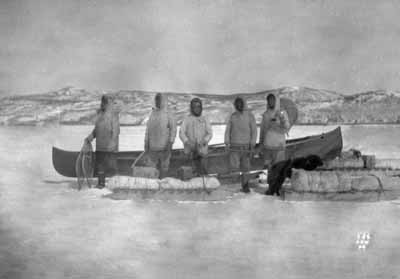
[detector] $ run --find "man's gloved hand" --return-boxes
[85,134,93,144]
[200,137,209,146]
[278,110,286,121]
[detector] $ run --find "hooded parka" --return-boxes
[145,94,177,151]
[224,98,257,147]
[259,92,290,150]
[88,97,120,152]
[179,100,213,156]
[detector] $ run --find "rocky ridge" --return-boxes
[1,86,400,126]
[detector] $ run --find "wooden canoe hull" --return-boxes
[52,127,343,179]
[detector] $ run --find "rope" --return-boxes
[76,141,94,190]
[82,152,93,188]
[132,151,145,169]
[75,151,84,190]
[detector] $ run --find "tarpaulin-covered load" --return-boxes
[323,157,365,169]
[108,176,160,190]
[284,169,400,202]
[375,158,400,170]
[160,177,220,190]
[288,169,383,193]
[107,176,220,190]
[322,149,376,169]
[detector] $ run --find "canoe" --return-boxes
[52,127,343,180]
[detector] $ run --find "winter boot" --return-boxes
[97,171,106,189]
[241,183,250,193]
[239,172,250,193]
[240,176,251,193]
[265,190,273,195]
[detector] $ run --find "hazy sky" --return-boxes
[1,0,400,95]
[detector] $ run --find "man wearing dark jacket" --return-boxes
[259,93,290,168]
[145,93,177,178]
[225,97,257,193]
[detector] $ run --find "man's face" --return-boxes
[112,98,122,113]
[191,102,202,117]
[155,95,162,109]
[267,95,276,109]
[235,99,244,112]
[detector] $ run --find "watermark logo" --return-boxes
[356,232,370,250]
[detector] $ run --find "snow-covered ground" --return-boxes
[0,125,400,279]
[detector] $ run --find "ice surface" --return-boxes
[0,125,400,279]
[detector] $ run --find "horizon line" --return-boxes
[2,85,399,98]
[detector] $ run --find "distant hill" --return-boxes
[1,86,400,126]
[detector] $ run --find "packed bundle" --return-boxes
[323,157,364,169]
[289,169,381,193]
[375,158,400,170]
[106,175,221,191]
[107,176,160,190]
[323,149,376,170]
[160,177,220,190]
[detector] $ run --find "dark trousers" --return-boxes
[146,150,171,178]
[95,151,117,186]
[228,145,251,172]
[229,145,252,189]
[189,150,208,176]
